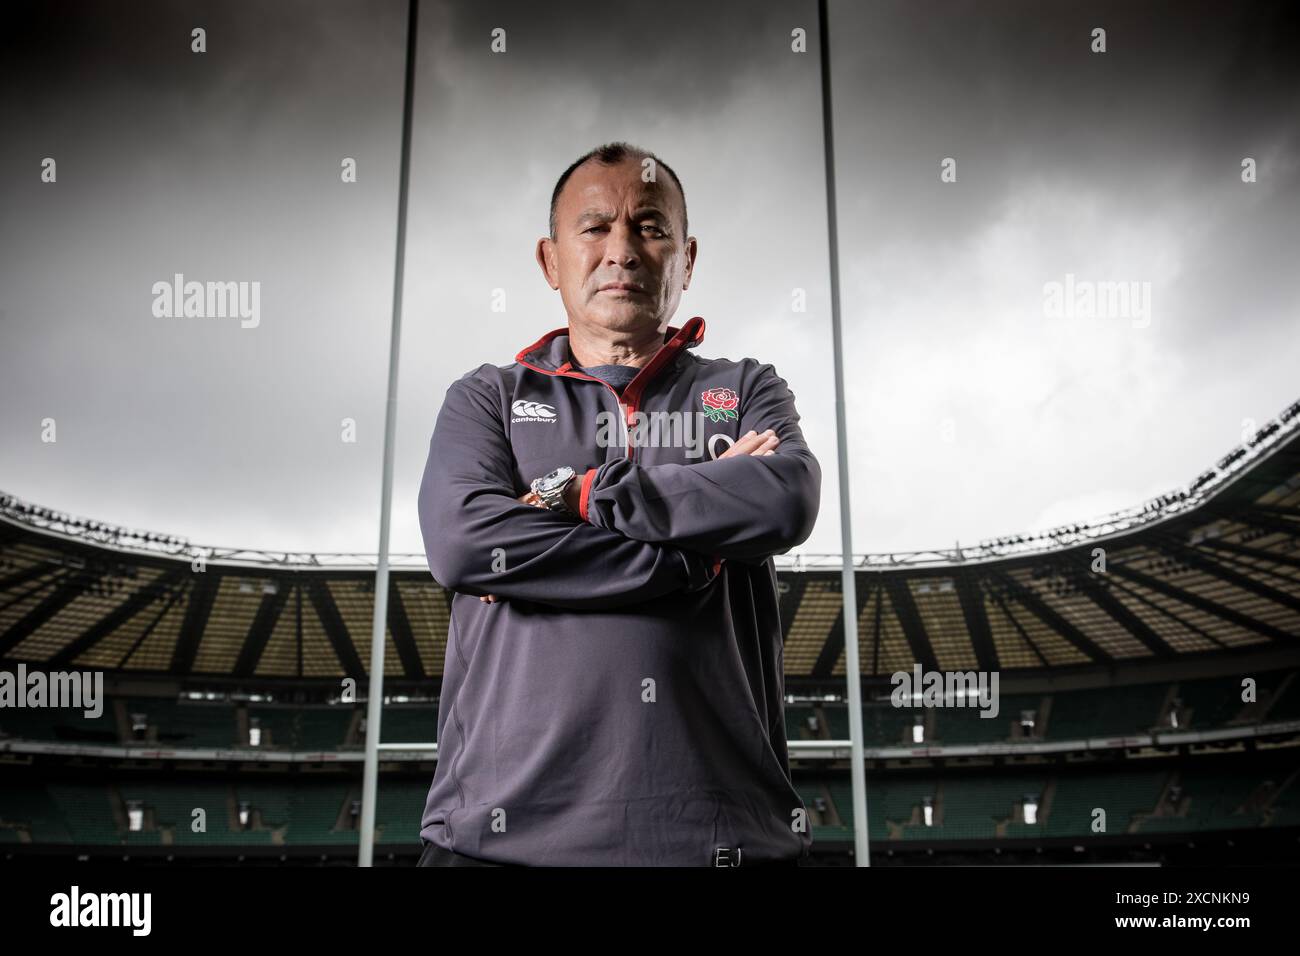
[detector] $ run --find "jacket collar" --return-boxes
[515,315,706,381]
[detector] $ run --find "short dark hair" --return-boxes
[548,142,687,240]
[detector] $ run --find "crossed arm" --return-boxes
[417,364,820,610]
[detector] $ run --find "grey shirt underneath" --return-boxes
[574,362,641,393]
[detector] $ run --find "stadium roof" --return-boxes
[2,398,1297,681]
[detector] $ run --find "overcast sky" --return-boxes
[2,0,1297,563]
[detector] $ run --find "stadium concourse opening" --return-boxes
[1,397,1298,865]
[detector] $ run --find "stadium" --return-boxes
[3,396,1297,867]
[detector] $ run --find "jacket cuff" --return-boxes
[577,467,597,522]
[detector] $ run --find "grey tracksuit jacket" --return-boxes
[416,315,821,865]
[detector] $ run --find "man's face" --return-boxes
[537,157,696,336]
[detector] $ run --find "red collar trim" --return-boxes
[515,315,705,375]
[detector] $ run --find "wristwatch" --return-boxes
[531,465,577,513]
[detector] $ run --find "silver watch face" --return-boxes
[536,465,575,494]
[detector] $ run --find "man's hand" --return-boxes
[718,429,779,459]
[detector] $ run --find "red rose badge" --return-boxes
[700,386,740,423]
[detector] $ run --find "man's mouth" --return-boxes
[599,282,646,294]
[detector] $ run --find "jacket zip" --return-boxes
[559,369,639,463]
[515,317,705,464]
[516,356,670,464]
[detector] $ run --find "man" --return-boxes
[416,142,821,867]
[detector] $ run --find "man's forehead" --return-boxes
[574,202,670,221]
[562,159,678,211]
[570,176,672,208]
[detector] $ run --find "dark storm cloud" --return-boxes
[0,0,405,120]
[420,0,793,98]
[835,0,1300,235]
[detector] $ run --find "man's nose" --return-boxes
[602,225,641,267]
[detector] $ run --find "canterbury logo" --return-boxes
[511,400,557,423]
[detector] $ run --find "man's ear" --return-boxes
[536,237,560,291]
[682,236,698,291]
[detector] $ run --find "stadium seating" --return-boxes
[0,704,116,745]
[246,706,353,750]
[1042,684,1169,739]
[0,776,431,847]
[3,676,1295,854]
[3,763,1294,850]
[125,698,236,748]
[375,707,439,745]
[46,783,120,844]
[933,693,1043,744]
[3,677,1293,753]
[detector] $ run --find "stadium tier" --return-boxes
[0,776,430,848]
[1,673,1296,749]
[3,761,1296,852]
[1,399,1297,682]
